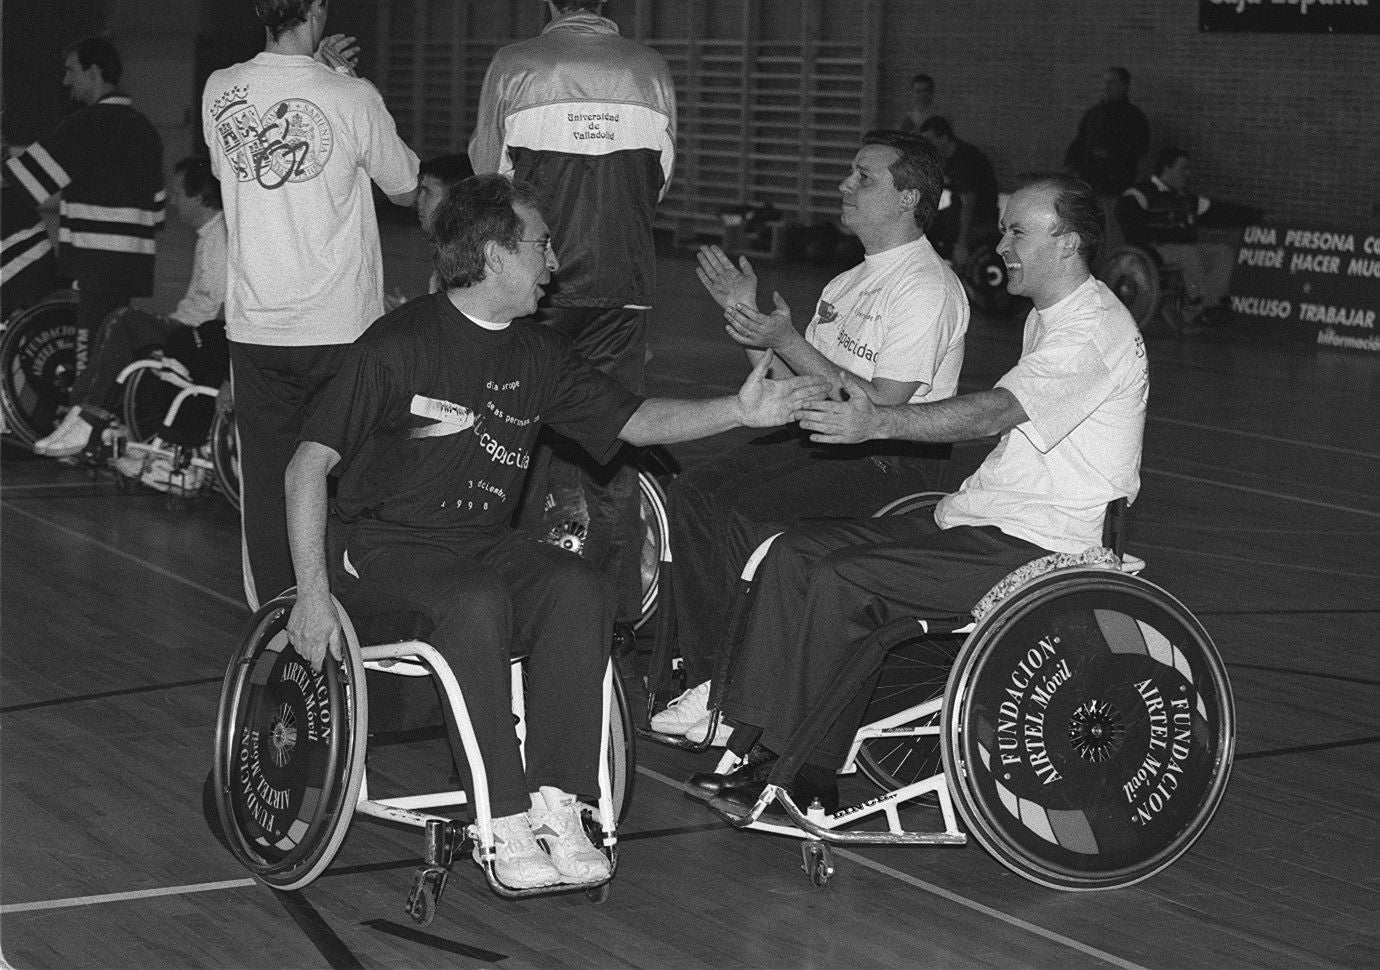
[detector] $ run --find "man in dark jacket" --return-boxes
[470,0,677,631]
[1064,67,1149,198]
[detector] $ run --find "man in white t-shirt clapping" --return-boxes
[687,175,1149,816]
[650,130,969,746]
[202,0,419,607]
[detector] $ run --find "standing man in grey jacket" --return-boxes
[470,0,677,633]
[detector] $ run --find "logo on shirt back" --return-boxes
[209,88,333,189]
[409,394,476,438]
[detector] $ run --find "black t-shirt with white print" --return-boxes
[302,291,644,530]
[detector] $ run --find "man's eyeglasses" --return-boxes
[519,236,554,255]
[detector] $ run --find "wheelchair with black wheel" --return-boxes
[1098,245,1190,338]
[655,493,1234,891]
[212,590,634,923]
[0,287,79,448]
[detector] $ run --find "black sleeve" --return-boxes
[542,336,645,465]
[299,341,396,474]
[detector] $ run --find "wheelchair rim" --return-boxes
[1101,247,1161,330]
[636,469,670,630]
[941,568,1235,891]
[213,594,368,890]
[0,292,79,447]
[210,407,241,511]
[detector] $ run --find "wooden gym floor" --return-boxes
[1,224,1376,969]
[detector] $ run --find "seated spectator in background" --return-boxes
[284,173,827,889]
[917,116,999,270]
[33,156,227,459]
[390,152,474,303]
[650,130,969,746]
[1116,147,1236,324]
[1064,67,1149,199]
[687,175,1148,817]
[897,73,949,134]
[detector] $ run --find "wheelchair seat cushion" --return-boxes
[971,547,1121,621]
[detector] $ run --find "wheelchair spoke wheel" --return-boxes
[636,468,670,630]
[211,407,241,511]
[942,569,1234,890]
[1099,247,1161,331]
[122,367,179,444]
[213,593,368,890]
[856,634,962,794]
[0,292,79,446]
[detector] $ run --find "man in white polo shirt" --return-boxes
[203,0,418,607]
[688,174,1149,815]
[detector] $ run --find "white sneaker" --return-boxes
[685,713,734,747]
[476,812,563,890]
[650,680,712,736]
[528,787,611,884]
[33,409,95,457]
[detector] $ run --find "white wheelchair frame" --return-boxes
[214,592,629,925]
[653,494,1233,891]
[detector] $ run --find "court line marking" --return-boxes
[1,500,246,611]
[1139,468,1379,519]
[1131,540,1379,581]
[1,878,256,914]
[1147,415,1378,460]
[636,765,1151,970]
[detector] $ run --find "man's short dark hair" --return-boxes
[174,156,222,210]
[553,0,604,12]
[253,0,319,41]
[917,116,954,140]
[1154,146,1188,177]
[1108,66,1131,86]
[861,129,945,232]
[910,73,934,88]
[1021,174,1105,263]
[64,36,122,86]
[419,153,475,187]
[431,174,544,289]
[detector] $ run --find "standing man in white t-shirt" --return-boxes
[687,175,1149,816]
[203,0,419,607]
[650,130,968,746]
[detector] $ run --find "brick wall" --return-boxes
[876,0,1379,225]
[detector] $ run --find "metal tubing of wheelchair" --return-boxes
[161,383,218,426]
[596,660,616,847]
[358,641,498,842]
[115,357,193,387]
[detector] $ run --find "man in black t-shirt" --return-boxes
[283,174,827,892]
[917,117,999,269]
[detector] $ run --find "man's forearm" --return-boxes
[285,444,338,600]
[876,388,1026,443]
[620,396,742,446]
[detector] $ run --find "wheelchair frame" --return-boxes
[648,494,1235,890]
[213,592,631,924]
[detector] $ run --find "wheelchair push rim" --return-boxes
[941,568,1235,891]
[1100,247,1161,331]
[0,291,79,447]
[213,592,369,891]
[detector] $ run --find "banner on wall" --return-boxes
[1230,221,1380,353]
[1200,0,1380,34]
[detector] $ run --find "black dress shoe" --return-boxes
[710,770,840,820]
[685,744,777,801]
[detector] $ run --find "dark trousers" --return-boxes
[658,428,954,685]
[332,520,613,816]
[70,307,179,415]
[74,288,131,383]
[229,341,352,608]
[725,512,1046,768]
[516,305,647,623]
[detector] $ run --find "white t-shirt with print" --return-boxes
[804,236,967,403]
[937,276,1148,554]
[202,53,419,346]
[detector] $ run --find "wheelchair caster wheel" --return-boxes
[405,865,448,926]
[586,882,611,904]
[801,842,833,888]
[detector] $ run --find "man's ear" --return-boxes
[899,188,920,213]
[483,239,505,277]
[1059,232,1082,259]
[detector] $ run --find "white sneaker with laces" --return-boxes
[649,680,712,736]
[476,812,563,889]
[685,713,734,747]
[528,787,610,884]
[33,409,95,457]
